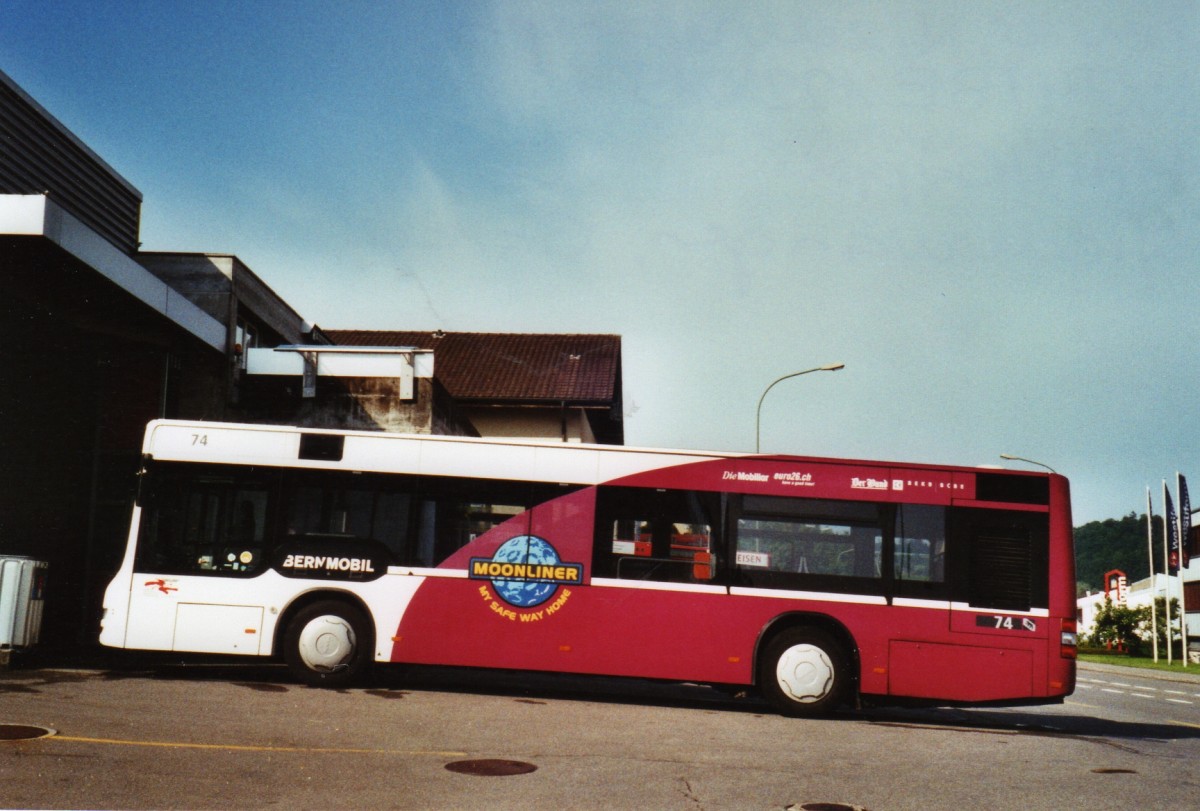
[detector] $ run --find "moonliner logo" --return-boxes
[470,535,583,608]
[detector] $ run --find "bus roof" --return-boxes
[141,419,1055,493]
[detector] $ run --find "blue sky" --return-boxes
[3,2,1198,525]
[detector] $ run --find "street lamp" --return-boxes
[755,363,845,453]
[999,454,1057,474]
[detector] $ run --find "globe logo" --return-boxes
[471,535,583,609]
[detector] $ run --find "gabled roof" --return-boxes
[323,331,621,404]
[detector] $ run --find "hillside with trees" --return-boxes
[1074,512,1163,595]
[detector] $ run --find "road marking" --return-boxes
[1083,677,1200,706]
[50,735,467,757]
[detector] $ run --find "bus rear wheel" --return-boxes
[759,628,848,717]
[283,600,373,688]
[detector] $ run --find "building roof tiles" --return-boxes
[324,330,620,404]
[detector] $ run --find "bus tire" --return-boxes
[283,600,373,688]
[759,627,847,717]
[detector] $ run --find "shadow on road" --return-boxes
[7,647,1199,746]
[860,704,1200,745]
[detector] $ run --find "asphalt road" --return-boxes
[3,655,1200,810]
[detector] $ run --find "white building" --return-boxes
[1077,572,1193,650]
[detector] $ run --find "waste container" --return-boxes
[0,557,48,662]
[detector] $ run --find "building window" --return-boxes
[235,320,258,369]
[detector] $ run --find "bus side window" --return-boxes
[592,487,719,583]
[135,464,273,576]
[281,472,414,562]
[732,496,885,595]
[410,477,541,567]
[894,504,947,598]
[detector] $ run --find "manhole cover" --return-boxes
[789,804,869,811]
[445,759,538,776]
[1092,768,1137,775]
[0,724,56,741]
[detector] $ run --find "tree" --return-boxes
[1149,596,1182,656]
[1074,512,1162,593]
[1090,597,1150,653]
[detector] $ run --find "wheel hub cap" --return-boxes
[298,615,356,672]
[776,643,834,703]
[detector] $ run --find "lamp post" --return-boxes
[755,363,845,453]
[999,454,1057,474]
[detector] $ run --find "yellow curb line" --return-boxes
[51,735,466,757]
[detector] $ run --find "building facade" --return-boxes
[324,331,624,445]
[2,70,231,643]
[1078,565,1198,650]
[1,69,624,649]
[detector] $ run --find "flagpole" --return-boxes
[1163,479,1173,665]
[1148,487,1159,662]
[1178,472,1190,667]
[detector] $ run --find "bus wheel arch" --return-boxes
[278,593,375,687]
[754,614,858,716]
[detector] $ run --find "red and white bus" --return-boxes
[99,420,1077,715]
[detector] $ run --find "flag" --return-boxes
[1180,474,1191,570]
[1166,484,1181,575]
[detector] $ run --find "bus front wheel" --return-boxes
[759,628,847,717]
[283,600,373,687]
